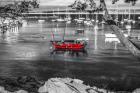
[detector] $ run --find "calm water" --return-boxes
[0,21,140,91]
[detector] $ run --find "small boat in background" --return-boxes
[75,29,84,34]
[38,19,45,23]
[56,17,65,22]
[77,18,84,24]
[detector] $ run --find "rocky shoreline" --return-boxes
[0,76,43,93]
[0,76,139,93]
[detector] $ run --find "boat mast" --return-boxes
[51,22,55,41]
[63,22,67,41]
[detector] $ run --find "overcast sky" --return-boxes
[39,0,140,6]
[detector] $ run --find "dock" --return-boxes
[101,0,140,57]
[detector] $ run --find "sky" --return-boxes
[39,0,140,6]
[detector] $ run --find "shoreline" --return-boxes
[0,59,140,92]
[0,76,139,93]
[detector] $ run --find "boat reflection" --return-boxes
[50,50,88,57]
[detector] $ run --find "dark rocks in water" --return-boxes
[0,76,44,92]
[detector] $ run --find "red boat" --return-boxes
[50,23,87,53]
[51,40,86,51]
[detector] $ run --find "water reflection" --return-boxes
[0,27,19,44]
[105,33,120,50]
[94,25,98,50]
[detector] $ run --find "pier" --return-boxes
[100,0,140,57]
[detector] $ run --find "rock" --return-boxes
[73,79,83,84]
[98,88,107,93]
[38,78,74,93]
[0,86,5,92]
[15,90,28,93]
[2,90,13,93]
[0,76,43,92]
[17,76,37,84]
[48,88,56,93]
[0,86,14,93]
[3,79,20,92]
[38,82,48,93]
[59,78,72,83]
[16,76,43,92]
[86,88,98,93]
[133,88,140,93]
[39,78,104,93]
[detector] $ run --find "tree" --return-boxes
[0,0,39,19]
[0,0,40,34]
[124,0,138,5]
[69,0,138,12]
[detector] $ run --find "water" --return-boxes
[0,21,140,91]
